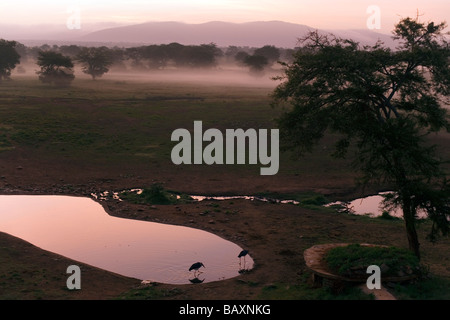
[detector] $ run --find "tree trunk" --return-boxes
[402,196,421,260]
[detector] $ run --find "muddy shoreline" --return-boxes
[1,178,449,300]
[0,153,448,301]
[0,180,353,299]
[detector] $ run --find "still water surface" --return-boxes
[0,195,253,284]
[326,192,428,219]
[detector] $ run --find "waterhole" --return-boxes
[0,195,253,284]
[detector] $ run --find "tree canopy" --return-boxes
[243,54,269,76]
[272,16,450,259]
[253,45,281,65]
[36,51,75,86]
[0,39,21,82]
[76,46,113,80]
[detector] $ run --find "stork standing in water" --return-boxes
[238,250,249,267]
[189,262,205,277]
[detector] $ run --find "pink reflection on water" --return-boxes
[348,194,427,219]
[0,195,253,284]
[349,195,391,217]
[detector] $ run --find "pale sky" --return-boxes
[1,0,449,33]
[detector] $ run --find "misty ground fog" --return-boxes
[108,68,282,87]
[13,62,283,88]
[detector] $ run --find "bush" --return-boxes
[140,184,173,205]
[121,184,193,205]
[325,244,421,278]
[36,51,75,87]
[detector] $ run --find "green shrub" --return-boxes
[378,211,401,220]
[325,244,421,278]
[121,184,193,205]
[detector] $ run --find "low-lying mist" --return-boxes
[13,63,283,88]
[108,68,282,87]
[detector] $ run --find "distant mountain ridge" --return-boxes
[1,20,398,48]
[80,20,397,48]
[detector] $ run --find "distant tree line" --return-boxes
[0,39,297,86]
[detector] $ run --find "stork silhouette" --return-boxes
[189,262,205,277]
[238,250,249,268]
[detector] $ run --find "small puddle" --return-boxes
[190,195,300,205]
[0,195,253,284]
[91,190,300,204]
[326,192,428,219]
[95,189,430,220]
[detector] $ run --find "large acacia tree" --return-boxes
[0,39,21,83]
[272,16,450,259]
[36,51,75,86]
[76,46,113,80]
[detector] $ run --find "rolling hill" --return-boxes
[80,20,396,48]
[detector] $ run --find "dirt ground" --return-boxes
[0,75,448,302]
[1,158,449,300]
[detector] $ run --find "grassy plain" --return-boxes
[0,71,449,300]
[0,72,360,196]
